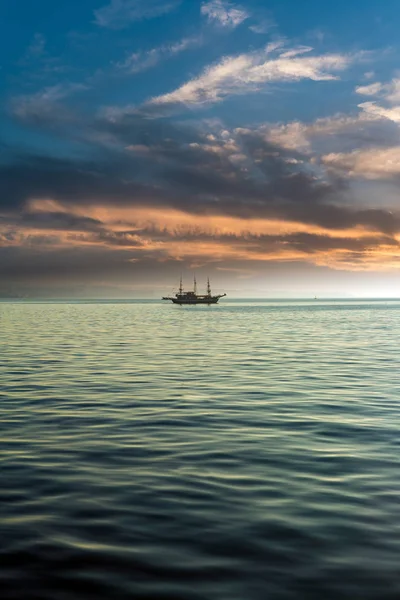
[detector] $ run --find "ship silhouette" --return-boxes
[162,276,226,305]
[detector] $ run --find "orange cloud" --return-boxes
[1,198,399,272]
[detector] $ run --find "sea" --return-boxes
[1,299,400,600]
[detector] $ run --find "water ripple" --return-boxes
[1,300,400,599]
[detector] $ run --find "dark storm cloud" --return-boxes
[111,115,400,235]
[4,210,105,232]
[0,153,171,212]
[270,231,398,254]
[2,225,396,299]
[3,107,400,239]
[0,244,173,283]
[268,203,400,235]
[323,120,400,152]
[0,244,191,298]
[90,225,398,255]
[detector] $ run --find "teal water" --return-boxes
[1,300,400,599]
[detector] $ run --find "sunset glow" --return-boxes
[2,0,400,296]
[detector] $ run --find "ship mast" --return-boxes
[193,274,197,295]
[207,277,211,296]
[179,275,183,295]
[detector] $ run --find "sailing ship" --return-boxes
[162,276,226,305]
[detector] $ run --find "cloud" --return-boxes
[118,49,162,74]
[355,78,400,102]
[117,36,202,74]
[245,114,376,152]
[11,83,89,125]
[201,0,249,29]
[322,146,400,179]
[3,211,105,238]
[6,16,400,293]
[3,196,400,281]
[355,78,400,127]
[94,0,181,29]
[2,118,400,239]
[25,33,46,59]
[0,152,169,215]
[6,94,400,284]
[88,226,398,257]
[355,82,383,96]
[359,101,400,124]
[385,79,400,104]
[249,108,398,155]
[249,19,275,34]
[147,45,358,109]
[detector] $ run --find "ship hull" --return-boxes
[170,297,221,305]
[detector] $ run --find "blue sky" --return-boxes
[2,0,400,297]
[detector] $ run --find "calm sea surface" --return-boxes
[1,300,400,599]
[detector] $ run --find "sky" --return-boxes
[2,0,400,297]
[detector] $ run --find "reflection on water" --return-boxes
[1,300,400,599]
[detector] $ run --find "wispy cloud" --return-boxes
[355,82,383,96]
[18,32,73,77]
[117,36,202,74]
[11,83,89,123]
[26,33,46,59]
[355,78,400,126]
[249,20,275,34]
[18,33,47,66]
[94,0,181,29]
[356,77,400,103]
[147,44,359,109]
[358,101,400,124]
[201,0,248,29]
